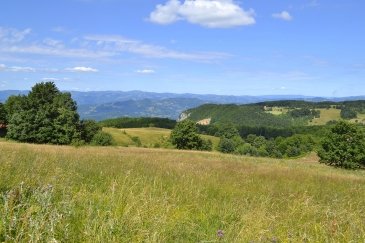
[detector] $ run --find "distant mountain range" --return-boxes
[1,90,365,120]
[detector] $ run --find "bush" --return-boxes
[91,131,114,146]
[340,107,357,119]
[318,121,365,169]
[170,120,204,150]
[218,138,236,153]
[201,139,213,151]
[80,120,101,143]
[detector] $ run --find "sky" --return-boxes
[0,0,364,96]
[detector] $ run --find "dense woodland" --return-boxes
[99,117,176,129]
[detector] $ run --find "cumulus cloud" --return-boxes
[136,69,155,74]
[149,0,255,28]
[65,66,99,72]
[272,11,293,21]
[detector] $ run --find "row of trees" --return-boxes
[0,82,112,146]
[217,126,315,158]
[171,119,365,169]
[99,117,176,129]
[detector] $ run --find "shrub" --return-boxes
[218,138,236,153]
[170,120,204,150]
[91,131,114,146]
[80,120,101,143]
[201,139,213,151]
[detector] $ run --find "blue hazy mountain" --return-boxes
[1,90,364,120]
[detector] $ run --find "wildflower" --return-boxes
[217,229,224,238]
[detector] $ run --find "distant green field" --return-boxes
[103,127,220,149]
[1,142,365,242]
[309,108,341,125]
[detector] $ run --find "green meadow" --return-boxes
[1,141,365,242]
[103,127,220,149]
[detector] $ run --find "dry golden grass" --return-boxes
[1,141,365,242]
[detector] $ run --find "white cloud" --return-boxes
[0,27,31,43]
[41,77,60,82]
[9,66,36,72]
[0,26,229,63]
[1,45,114,59]
[65,66,99,72]
[0,64,35,72]
[272,11,293,21]
[43,38,64,48]
[84,35,229,61]
[149,0,255,28]
[136,69,155,74]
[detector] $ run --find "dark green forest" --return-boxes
[99,117,176,129]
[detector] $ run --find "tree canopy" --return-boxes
[6,82,82,144]
[170,119,210,150]
[318,121,365,169]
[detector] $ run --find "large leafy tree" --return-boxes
[170,119,204,150]
[0,102,6,125]
[318,121,365,169]
[6,82,82,144]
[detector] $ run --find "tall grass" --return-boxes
[1,141,365,242]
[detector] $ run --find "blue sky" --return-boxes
[0,0,364,96]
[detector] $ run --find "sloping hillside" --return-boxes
[1,141,365,241]
[182,100,365,127]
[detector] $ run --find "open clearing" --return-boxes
[1,141,365,242]
[103,127,220,149]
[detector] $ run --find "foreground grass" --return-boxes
[1,142,365,242]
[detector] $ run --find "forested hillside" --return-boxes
[183,100,365,128]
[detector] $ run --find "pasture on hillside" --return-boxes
[1,141,365,242]
[103,127,220,149]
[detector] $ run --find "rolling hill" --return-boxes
[1,90,365,120]
[182,100,365,128]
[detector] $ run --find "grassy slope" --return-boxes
[103,127,220,149]
[1,142,365,242]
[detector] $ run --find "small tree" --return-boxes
[91,131,114,146]
[340,107,357,119]
[218,138,236,153]
[170,120,203,150]
[80,120,101,143]
[318,121,365,169]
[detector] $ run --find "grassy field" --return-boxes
[103,127,220,149]
[1,141,365,242]
[309,108,341,125]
